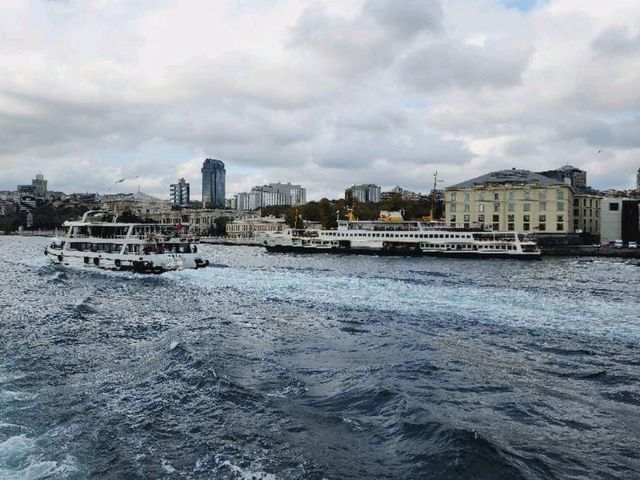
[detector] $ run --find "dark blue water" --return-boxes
[1,236,639,479]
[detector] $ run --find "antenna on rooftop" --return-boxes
[430,171,444,220]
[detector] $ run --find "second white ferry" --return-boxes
[258,212,541,259]
[45,210,210,273]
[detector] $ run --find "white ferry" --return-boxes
[259,214,541,259]
[44,210,210,273]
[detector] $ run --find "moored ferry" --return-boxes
[258,213,541,259]
[44,210,210,273]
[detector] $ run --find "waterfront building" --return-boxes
[445,168,574,234]
[170,178,190,207]
[226,217,287,239]
[0,200,17,216]
[573,192,601,236]
[149,209,258,235]
[600,197,640,244]
[345,184,381,203]
[201,158,226,208]
[102,192,172,216]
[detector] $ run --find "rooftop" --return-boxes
[448,168,567,189]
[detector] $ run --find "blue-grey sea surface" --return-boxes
[1,236,639,479]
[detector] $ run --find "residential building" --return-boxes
[170,178,190,207]
[445,168,574,234]
[0,200,17,216]
[17,173,48,198]
[539,165,587,189]
[380,186,426,201]
[239,182,307,210]
[600,197,640,244]
[201,158,226,208]
[148,209,257,235]
[345,184,381,203]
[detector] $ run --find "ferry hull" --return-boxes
[264,245,542,260]
[45,248,210,273]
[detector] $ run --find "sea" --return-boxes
[1,236,639,479]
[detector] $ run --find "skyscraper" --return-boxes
[170,178,190,206]
[201,158,226,208]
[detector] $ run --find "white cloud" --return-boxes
[0,0,639,201]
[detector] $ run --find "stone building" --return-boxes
[445,169,574,234]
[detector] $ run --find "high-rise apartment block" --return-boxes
[232,182,306,211]
[170,178,190,206]
[345,184,381,203]
[201,158,226,208]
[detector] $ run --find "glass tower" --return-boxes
[201,158,226,208]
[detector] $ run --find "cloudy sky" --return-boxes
[1,0,639,200]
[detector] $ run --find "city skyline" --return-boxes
[1,1,640,199]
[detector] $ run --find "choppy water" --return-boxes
[1,236,639,479]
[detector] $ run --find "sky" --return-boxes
[1,0,639,200]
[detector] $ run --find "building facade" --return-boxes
[445,169,574,234]
[201,158,226,208]
[226,217,287,238]
[573,193,601,235]
[345,184,381,203]
[170,178,190,206]
[102,192,172,216]
[600,197,640,244]
[539,165,586,189]
[235,182,307,210]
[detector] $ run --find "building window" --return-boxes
[508,192,515,200]
[464,193,470,202]
[507,214,514,222]
[539,214,546,222]
[450,215,456,224]
[463,215,470,222]
[540,202,547,211]
[523,223,530,231]
[523,214,530,222]
[508,223,515,231]
[557,190,565,200]
[538,223,546,231]
[493,215,500,222]
[464,204,470,212]
[556,223,564,231]
[524,190,530,200]
[539,191,547,201]
[493,203,499,212]
[557,202,564,211]
[450,192,457,201]
[609,203,619,211]
[524,203,531,212]
[557,214,564,222]
[449,204,456,213]
[493,223,500,231]
[478,192,485,201]
[478,204,485,212]
[478,215,485,222]
[494,192,499,201]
